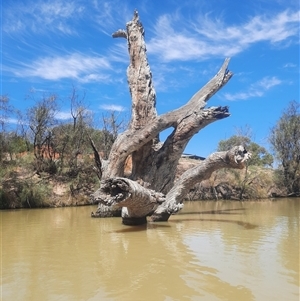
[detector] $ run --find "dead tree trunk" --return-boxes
[91,11,251,225]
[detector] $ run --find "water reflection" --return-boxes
[2,199,299,301]
[171,218,257,230]
[178,207,247,215]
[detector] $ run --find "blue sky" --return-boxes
[2,0,299,157]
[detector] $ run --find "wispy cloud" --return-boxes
[283,63,297,68]
[6,53,112,82]
[194,10,299,44]
[92,0,132,34]
[3,0,85,35]
[99,104,126,112]
[3,3,298,87]
[55,111,72,120]
[148,10,299,62]
[4,118,20,125]
[223,76,282,101]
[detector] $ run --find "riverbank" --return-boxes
[0,153,98,209]
[0,156,288,210]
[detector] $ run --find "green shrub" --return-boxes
[0,189,14,209]
[19,181,52,208]
[0,179,52,209]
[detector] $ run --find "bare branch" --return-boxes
[88,134,102,180]
[112,29,127,39]
[151,146,251,221]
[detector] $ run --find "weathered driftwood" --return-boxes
[151,146,251,221]
[91,177,165,224]
[91,146,251,223]
[91,11,251,225]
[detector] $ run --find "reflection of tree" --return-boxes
[277,200,299,288]
[2,200,299,300]
[179,200,300,301]
[3,206,255,300]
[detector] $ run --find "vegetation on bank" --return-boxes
[0,92,299,209]
[0,151,99,209]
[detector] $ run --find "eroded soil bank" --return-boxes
[0,157,289,210]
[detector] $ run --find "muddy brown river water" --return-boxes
[1,198,299,300]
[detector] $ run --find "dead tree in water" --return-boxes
[91,11,251,225]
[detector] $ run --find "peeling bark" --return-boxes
[91,11,251,225]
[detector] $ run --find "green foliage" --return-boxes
[0,95,13,130]
[19,181,52,208]
[269,100,300,194]
[0,189,12,209]
[0,132,7,161]
[9,134,29,153]
[88,127,115,159]
[0,132,31,166]
[218,135,250,151]
[0,178,52,209]
[217,135,273,167]
[247,142,274,167]
[26,93,58,173]
[0,89,126,209]
[272,169,286,191]
[216,133,274,199]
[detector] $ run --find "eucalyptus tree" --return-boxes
[0,95,12,131]
[27,94,58,173]
[218,135,273,167]
[270,100,300,195]
[0,95,12,161]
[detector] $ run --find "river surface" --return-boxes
[1,199,299,301]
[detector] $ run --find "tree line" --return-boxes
[0,90,299,205]
[0,89,125,178]
[215,100,299,197]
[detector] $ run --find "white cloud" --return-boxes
[92,0,132,33]
[55,111,72,120]
[4,118,20,125]
[223,76,282,101]
[55,109,93,120]
[8,53,112,82]
[99,104,126,112]
[3,0,84,35]
[80,74,112,83]
[256,76,282,90]
[3,0,133,37]
[283,63,297,68]
[194,10,299,45]
[148,10,299,62]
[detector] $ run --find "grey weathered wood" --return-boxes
[151,146,251,221]
[91,11,251,224]
[91,146,251,223]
